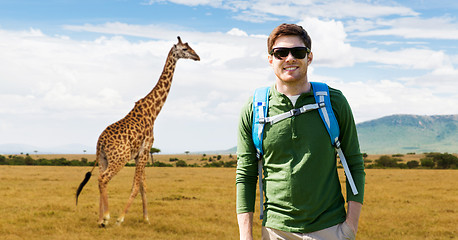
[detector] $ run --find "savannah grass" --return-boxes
[0,165,456,239]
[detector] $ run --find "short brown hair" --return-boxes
[267,23,311,53]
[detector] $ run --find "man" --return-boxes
[236,23,365,240]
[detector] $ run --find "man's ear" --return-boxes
[268,54,273,65]
[307,52,313,65]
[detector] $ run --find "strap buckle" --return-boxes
[318,102,326,108]
[290,108,301,116]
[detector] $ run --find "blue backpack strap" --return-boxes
[311,82,358,195]
[310,82,340,146]
[252,86,270,220]
[252,86,270,158]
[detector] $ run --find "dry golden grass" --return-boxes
[0,165,456,239]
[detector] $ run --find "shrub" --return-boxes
[223,160,237,168]
[406,160,419,169]
[0,155,6,165]
[152,161,172,167]
[432,153,458,169]
[421,158,435,168]
[175,160,187,167]
[421,153,458,169]
[398,163,408,169]
[375,155,399,168]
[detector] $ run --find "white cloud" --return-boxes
[355,16,458,40]
[227,28,248,37]
[334,79,458,123]
[352,47,453,70]
[298,17,354,67]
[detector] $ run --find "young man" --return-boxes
[236,23,365,240]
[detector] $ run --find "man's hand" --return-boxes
[237,212,254,240]
[346,201,362,234]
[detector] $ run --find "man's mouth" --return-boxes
[284,66,298,71]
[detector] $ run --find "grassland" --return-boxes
[26,152,451,166]
[0,157,457,239]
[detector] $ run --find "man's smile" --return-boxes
[284,66,299,71]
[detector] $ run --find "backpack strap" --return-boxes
[252,86,270,220]
[252,86,270,159]
[310,82,340,145]
[311,82,358,195]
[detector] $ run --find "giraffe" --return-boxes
[76,36,200,227]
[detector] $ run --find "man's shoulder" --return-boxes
[327,85,344,97]
[326,85,351,113]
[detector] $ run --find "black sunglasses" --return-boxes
[270,47,310,60]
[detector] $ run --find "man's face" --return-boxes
[268,35,313,85]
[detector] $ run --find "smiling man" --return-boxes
[236,23,366,240]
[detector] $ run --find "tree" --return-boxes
[407,160,419,169]
[150,147,161,164]
[421,158,435,168]
[431,153,458,169]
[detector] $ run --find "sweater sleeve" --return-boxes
[235,98,259,214]
[331,89,366,204]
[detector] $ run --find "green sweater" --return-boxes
[236,84,365,233]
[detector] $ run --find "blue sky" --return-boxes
[0,0,457,154]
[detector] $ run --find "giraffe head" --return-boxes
[172,36,200,61]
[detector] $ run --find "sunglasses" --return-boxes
[270,47,310,60]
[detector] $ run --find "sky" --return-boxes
[0,0,457,154]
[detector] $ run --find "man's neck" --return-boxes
[275,78,311,96]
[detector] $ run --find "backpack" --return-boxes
[252,82,358,219]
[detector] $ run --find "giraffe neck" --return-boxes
[133,48,178,119]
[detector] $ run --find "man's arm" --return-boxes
[346,201,362,234]
[237,212,254,240]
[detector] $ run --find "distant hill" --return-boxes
[357,114,458,154]
[1,114,456,155]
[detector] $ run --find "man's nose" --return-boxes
[285,52,296,62]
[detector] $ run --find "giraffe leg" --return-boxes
[98,174,111,227]
[140,171,150,224]
[116,162,146,226]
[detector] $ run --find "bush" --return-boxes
[0,155,6,165]
[175,160,187,167]
[223,160,237,168]
[421,158,435,168]
[398,163,408,169]
[432,153,458,169]
[407,160,419,169]
[204,161,223,167]
[421,153,458,169]
[152,161,172,167]
[375,155,400,168]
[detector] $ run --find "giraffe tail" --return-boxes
[75,158,98,206]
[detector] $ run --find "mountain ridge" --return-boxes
[1,114,456,155]
[356,114,458,154]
